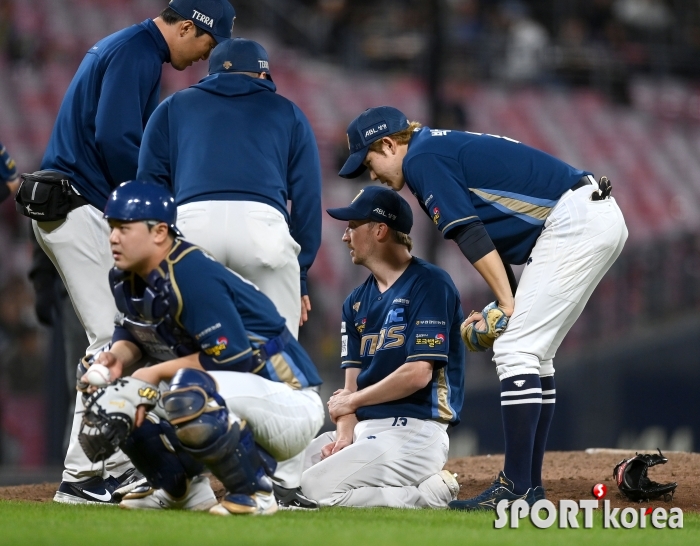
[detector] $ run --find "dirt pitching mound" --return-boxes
[1,451,698,512]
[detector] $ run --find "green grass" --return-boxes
[0,501,698,546]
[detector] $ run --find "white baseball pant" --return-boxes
[208,371,325,489]
[177,201,302,339]
[33,204,132,482]
[494,181,628,379]
[300,418,452,508]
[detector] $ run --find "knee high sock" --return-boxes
[501,374,542,495]
[531,374,555,488]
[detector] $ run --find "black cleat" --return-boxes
[54,476,117,505]
[272,484,319,511]
[448,471,529,512]
[54,469,137,505]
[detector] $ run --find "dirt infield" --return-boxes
[1,451,698,512]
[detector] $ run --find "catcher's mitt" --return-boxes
[613,449,678,502]
[78,377,161,463]
[460,301,509,352]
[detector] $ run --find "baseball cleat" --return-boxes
[210,491,278,516]
[273,484,319,511]
[530,486,546,503]
[448,471,528,511]
[54,477,116,505]
[110,470,147,503]
[52,470,134,505]
[439,470,460,501]
[119,475,217,511]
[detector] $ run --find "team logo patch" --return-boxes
[138,387,159,400]
[223,61,232,69]
[432,206,440,224]
[355,318,366,333]
[514,380,526,387]
[204,336,228,357]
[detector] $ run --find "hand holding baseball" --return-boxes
[83,363,111,387]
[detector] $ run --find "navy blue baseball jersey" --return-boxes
[42,20,169,210]
[112,240,322,389]
[341,258,465,425]
[403,127,590,264]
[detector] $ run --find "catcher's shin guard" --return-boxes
[163,368,276,496]
[120,414,204,498]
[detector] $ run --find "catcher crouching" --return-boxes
[77,181,325,514]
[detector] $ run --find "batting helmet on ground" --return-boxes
[104,180,183,237]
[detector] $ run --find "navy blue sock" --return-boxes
[531,375,555,488]
[501,374,541,495]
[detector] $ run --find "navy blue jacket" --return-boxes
[136,74,322,295]
[41,20,170,211]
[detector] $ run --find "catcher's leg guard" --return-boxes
[163,369,275,501]
[120,414,204,498]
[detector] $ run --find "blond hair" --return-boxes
[368,222,413,252]
[368,121,422,154]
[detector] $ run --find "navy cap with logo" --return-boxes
[209,38,272,80]
[168,0,236,44]
[338,106,410,179]
[327,186,413,234]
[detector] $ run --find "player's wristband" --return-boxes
[450,222,495,264]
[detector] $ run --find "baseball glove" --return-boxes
[613,449,678,502]
[78,377,161,463]
[460,301,509,352]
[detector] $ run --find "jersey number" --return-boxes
[392,417,408,427]
[360,326,406,357]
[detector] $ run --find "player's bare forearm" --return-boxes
[131,352,203,385]
[472,250,515,315]
[95,340,141,378]
[328,361,433,419]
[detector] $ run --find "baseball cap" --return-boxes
[338,106,410,179]
[168,0,236,44]
[209,38,272,80]
[327,186,413,234]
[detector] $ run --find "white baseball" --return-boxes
[85,363,111,387]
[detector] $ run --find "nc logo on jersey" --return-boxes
[385,308,404,324]
[432,206,440,225]
[204,337,228,357]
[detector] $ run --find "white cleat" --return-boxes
[210,491,278,516]
[119,475,217,511]
[418,470,461,507]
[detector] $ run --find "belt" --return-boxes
[252,328,293,370]
[570,175,596,192]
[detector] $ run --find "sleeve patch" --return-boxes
[203,336,228,356]
[413,330,447,350]
[341,321,346,333]
[341,335,348,357]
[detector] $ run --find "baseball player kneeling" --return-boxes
[77,180,324,514]
[300,187,465,508]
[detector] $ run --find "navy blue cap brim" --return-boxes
[326,205,371,222]
[339,148,368,179]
